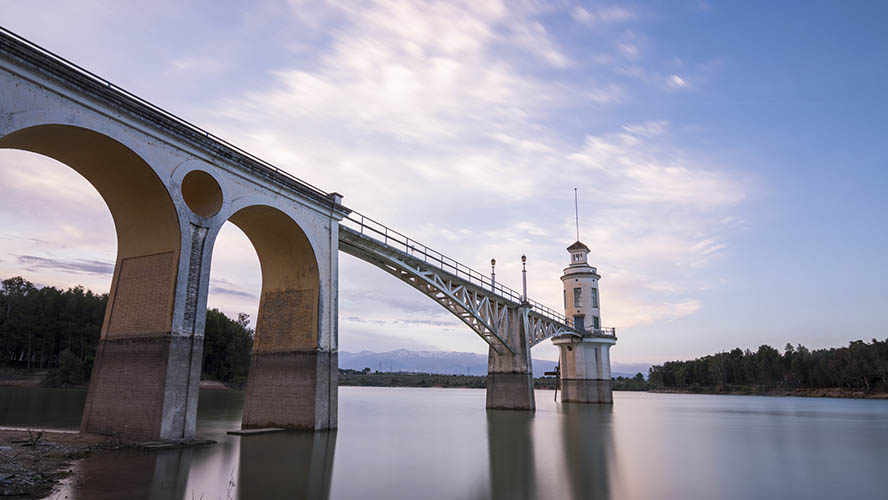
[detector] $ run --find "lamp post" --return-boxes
[490,258,496,293]
[521,254,527,302]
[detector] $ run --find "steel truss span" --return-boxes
[340,217,590,353]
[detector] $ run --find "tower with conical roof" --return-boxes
[561,240,601,333]
[552,239,616,404]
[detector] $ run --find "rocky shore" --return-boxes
[0,429,121,498]
[0,429,214,498]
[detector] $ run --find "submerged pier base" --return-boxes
[486,304,535,411]
[552,335,616,404]
[242,349,337,431]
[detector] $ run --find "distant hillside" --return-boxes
[339,349,648,378]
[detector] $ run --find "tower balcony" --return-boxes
[585,326,616,339]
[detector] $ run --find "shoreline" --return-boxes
[0,428,214,498]
[3,372,886,399]
[650,387,888,399]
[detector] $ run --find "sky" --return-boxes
[1,1,886,368]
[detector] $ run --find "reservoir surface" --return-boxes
[2,386,887,499]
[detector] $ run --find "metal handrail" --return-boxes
[0,26,333,202]
[341,211,575,329]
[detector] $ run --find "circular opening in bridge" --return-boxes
[181,170,223,217]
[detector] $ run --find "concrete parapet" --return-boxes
[242,350,337,431]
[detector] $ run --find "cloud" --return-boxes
[507,20,571,68]
[202,1,747,346]
[16,255,113,276]
[209,285,256,299]
[568,122,745,207]
[168,55,227,76]
[667,74,689,89]
[571,6,634,25]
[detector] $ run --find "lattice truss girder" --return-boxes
[526,312,576,348]
[356,250,516,354]
[339,231,578,353]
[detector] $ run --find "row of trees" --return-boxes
[649,340,888,393]
[0,276,253,388]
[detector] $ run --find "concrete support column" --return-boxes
[233,204,339,432]
[242,348,337,430]
[81,224,210,440]
[552,335,615,404]
[486,305,535,411]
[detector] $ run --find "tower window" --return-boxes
[563,289,567,309]
[592,315,600,329]
[573,287,582,307]
[590,288,598,308]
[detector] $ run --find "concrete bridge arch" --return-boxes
[176,161,339,431]
[0,67,343,438]
[0,120,193,439]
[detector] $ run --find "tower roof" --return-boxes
[567,240,590,252]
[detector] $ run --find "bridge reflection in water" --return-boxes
[70,448,193,500]
[238,432,336,499]
[18,387,618,500]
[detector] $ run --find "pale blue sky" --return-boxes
[1,1,885,367]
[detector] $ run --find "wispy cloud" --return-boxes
[209,285,256,299]
[16,255,113,276]
[571,6,635,25]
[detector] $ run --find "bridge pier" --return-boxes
[81,227,210,441]
[552,335,615,403]
[486,304,535,411]
[242,349,337,431]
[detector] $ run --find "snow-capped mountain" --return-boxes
[339,349,648,378]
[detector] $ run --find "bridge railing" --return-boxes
[0,26,334,205]
[341,211,575,330]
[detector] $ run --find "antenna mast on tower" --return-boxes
[574,188,580,241]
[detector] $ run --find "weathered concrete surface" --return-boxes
[487,372,535,410]
[242,351,337,430]
[553,335,616,404]
[486,306,535,410]
[560,379,613,404]
[81,336,170,439]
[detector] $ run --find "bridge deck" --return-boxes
[339,213,605,349]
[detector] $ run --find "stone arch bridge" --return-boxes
[0,29,593,440]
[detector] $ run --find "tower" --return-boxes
[552,240,616,404]
[561,241,600,333]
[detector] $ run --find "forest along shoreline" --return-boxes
[2,276,887,398]
[2,368,886,399]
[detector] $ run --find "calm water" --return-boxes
[2,386,887,500]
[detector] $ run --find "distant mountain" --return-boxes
[340,349,554,377]
[339,349,650,378]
